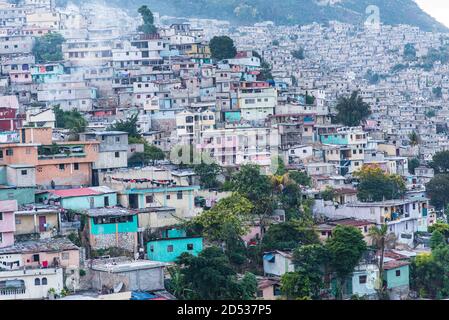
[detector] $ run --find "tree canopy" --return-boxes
[137,5,157,34]
[107,113,141,139]
[32,32,65,63]
[174,247,257,300]
[192,193,253,242]
[326,225,367,299]
[426,174,449,209]
[334,91,372,127]
[209,36,237,61]
[354,167,406,202]
[262,221,319,251]
[431,151,449,174]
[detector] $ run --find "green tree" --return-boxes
[107,113,141,139]
[128,142,165,167]
[369,225,396,297]
[433,87,443,98]
[429,222,449,238]
[292,48,305,60]
[192,193,253,243]
[53,105,87,138]
[408,158,420,174]
[334,91,372,127]
[209,36,237,61]
[262,222,319,251]
[194,162,222,189]
[326,225,367,299]
[137,5,157,34]
[430,230,446,250]
[408,131,421,147]
[288,170,311,187]
[281,271,314,300]
[176,247,257,300]
[403,43,417,61]
[290,244,329,299]
[426,174,449,209]
[355,167,406,202]
[230,164,272,203]
[431,151,449,173]
[32,32,65,63]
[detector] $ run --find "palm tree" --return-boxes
[368,225,396,298]
[408,131,420,147]
[408,131,421,159]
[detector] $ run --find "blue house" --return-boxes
[36,186,117,211]
[383,259,410,300]
[147,228,203,262]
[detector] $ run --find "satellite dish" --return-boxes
[113,282,124,293]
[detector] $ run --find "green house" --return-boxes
[147,228,203,262]
[383,261,410,289]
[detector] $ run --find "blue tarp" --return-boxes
[131,291,157,300]
[263,253,275,262]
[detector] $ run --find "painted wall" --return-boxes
[0,188,35,205]
[385,265,410,289]
[59,193,117,211]
[90,216,138,235]
[147,237,203,262]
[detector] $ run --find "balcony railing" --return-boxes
[0,288,26,296]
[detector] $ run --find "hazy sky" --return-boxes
[415,0,449,27]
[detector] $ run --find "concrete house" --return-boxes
[147,228,203,262]
[263,251,294,277]
[86,208,138,253]
[37,186,117,211]
[0,200,17,248]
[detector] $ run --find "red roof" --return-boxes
[383,260,410,270]
[50,188,101,198]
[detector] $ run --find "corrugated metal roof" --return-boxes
[49,186,115,198]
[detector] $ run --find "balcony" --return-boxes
[38,145,86,160]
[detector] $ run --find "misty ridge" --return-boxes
[60,0,448,32]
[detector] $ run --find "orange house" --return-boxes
[0,127,99,188]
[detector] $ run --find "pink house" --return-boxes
[0,200,18,248]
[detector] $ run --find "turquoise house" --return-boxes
[384,261,410,289]
[31,63,65,83]
[36,187,117,211]
[87,207,138,252]
[320,133,349,145]
[147,228,203,262]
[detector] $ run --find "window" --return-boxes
[115,137,120,143]
[74,163,79,170]
[359,275,367,284]
[166,195,170,200]
[0,150,3,158]
[396,270,401,277]
[33,254,39,262]
[34,278,41,286]
[104,196,109,207]
[21,170,27,176]
[62,252,69,260]
[15,218,21,225]
[42,278,47,285]
[59,164,65,171]
[115,152,120,158]
[6,149,13,156]
[177,191,183,200]
[167,245,174,253]
[0,213,2,221]
[146,195,154,203]
[0,233,2,243]
[187,243,194,251]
